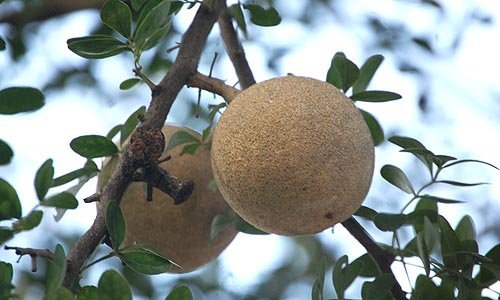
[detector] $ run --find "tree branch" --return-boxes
[187,72,240,103]
[341,217,407,300]
[62,1,226,289]
[218,3,256,89]
[4,245,53,272]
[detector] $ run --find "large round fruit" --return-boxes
[98,124,237,273]
[211,76,375,236]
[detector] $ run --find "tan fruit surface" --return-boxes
[211,76,375,236]
[98,124,237,273]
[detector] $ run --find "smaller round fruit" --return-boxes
[211,76,375,236]
[98,124,237,273]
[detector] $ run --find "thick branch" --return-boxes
[187,72,240,103]
[218,4,256,89]
[62,2,225,289]
[341,217,407,300]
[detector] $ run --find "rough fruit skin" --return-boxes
[211,76,375,236]
[98,124,237,273]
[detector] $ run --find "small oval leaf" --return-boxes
[166,130,200,151]
[166,285,193,300]
[373,213,408,231]
[0,139,13,165]
[44,244,67,299]
[353,54,384,93]
[67,35,130,59]
[455,215,476,242]
[235,215,268,235]
[243,4,281,27]
[42,192,78,209]
[52,165,99,187]
[35,159,54,201]
[101,0,132,38]
[419,195,464,204]
[119,78,141,90]
[105,201,125,249]
[0,178,22,220]
[351,90,402,102]
[380,164,415,194]
[326,52,359,92]
[210,214,233,241]
[134,0,171,52]
[120,246,171,274]
[98,270,132,300]
[359,109,384,146]
[12,210,43,232]
[0,87,45,115]
[70,135,118,159]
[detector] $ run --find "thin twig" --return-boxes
[341,217,408,299]
[218,3,256,89]
[4,245,54,272]
[187,72,240,103]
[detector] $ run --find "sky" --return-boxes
[1,0,499,299]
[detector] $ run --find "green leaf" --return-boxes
[442,159,498,170]
[332,255,363,299]
[373,213,408,231]
[101,0,132,38]
[352,54,384,93]
[434,180,488,187]
[12,210,43,232]
[455,215,476,242]
[380,164,415,194]
[235,215,269,235]
[119,78,141,90]
[180,143,201,156]
[422,216,438,252]
[67,35,130,59]
[326,52,359,92]
[354,205,377,220]
[416,232,431,275]
[141,20,172,51]
[0,228,14,244]
[419,195,464,204]
[438,215,462,270]
[229,4,247,37]
[412,275,439,300]
[134,0,171,52]
[243,4,281,27]
[106,124,123,140]
[388,136,433,172]
[120,106,146,145]
[0,178,22,220]
[207,179,217,192]
[351,253,381,277]
[351,90,402,102]
[476,245,500,286]
[120,245,171,274]
[361,274,394,300]
[35,159,54,201]
[210,214,233,240]
[312,256,326,300]
[166,130,200,151]
[41,192,78,209]
[166,285,193,300]
[105,201,125,249]
[0,139,13,165]
[0,262,14,299]
[311,279,322,300]
[360,109,384,146]
[0,87,45,115]
[44,244,67,299]
[76,286,101,300]
[98,270,132,300]
[70,135,118,158]
[51,165,99,187]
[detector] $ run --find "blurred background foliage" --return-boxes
[0,0,498,299]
